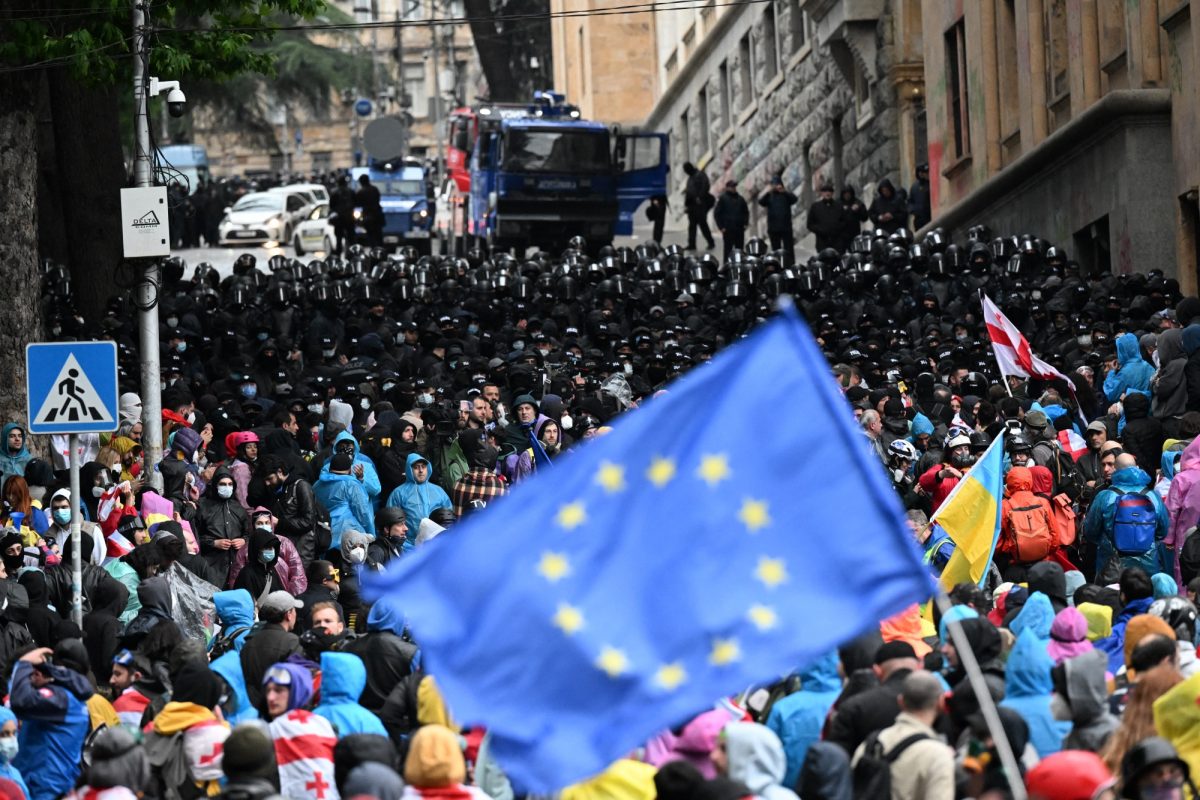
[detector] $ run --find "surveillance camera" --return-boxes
[166,87,187,118]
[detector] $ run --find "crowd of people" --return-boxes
[8,215,1200,800]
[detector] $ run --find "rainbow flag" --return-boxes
[932,431,1005,590]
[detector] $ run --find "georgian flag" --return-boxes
[980,292,1075,390]
[270,710,340,800]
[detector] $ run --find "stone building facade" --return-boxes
[642,0,926,247]
[921,0,1200,288]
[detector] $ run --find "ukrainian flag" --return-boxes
[932,431,1005,590]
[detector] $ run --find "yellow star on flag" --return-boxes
[596,646,630,678]
[697,453,731,487]
[655,662,687,691]
[747,604,779,631]
[556,501,587,531]
[537,552,571,582]
[646,456,677,488]
[595,461,626,494]
[738,498,771,532]
[552,602,585,635]
[755,556,788,589]
[709,637,741,666]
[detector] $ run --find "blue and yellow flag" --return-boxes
[933,431,1006,590]
[364,303,936,791]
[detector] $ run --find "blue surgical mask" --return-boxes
[468,323,479,335]
[53,508,71,526]
[0,737,18,764]
[240,384,257,399]
[418,393,434,406]
[176,341,187,353]
[260,549,276,562]
[217,485,234,499]
[257,332,269,341]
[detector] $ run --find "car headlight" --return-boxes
[417,208,429,218]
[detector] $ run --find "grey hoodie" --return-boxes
[1061,649,1118,752]
[723,722,799,800]
[1153,327,1188,419]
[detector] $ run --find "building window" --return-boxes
[678,110,691,167]
[718,60,732,131]
[665,51,679,83]
[789,0,807,54]
[578,27,586,97]
[311,151,332,173]
[738,33,754,108]
[400,0,423,20]
[404,63,428,118]
[830,117,844,190]
[697,88,711,155]
[1044,0,1069,101]
[762,4,779,82]
[853,59,873,121]
[944,19,970,159]
[996,0,1019,138]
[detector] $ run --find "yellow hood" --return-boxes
[1154,672,1200,781]
[153,702,217,735]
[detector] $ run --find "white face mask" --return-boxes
[308,403,324,415]
[348,547,366,564]
[217,485,234,499]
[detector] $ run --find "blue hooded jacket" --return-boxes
[313,652,388,738]
[765,650,842,788]
[210,650,256,724]
[0,707,30,800]
[909,413,934,443]
[1000,629,1070,758]
[212,589,256,653]
[384,453,453,551]
[1010,592,1055,642]
[1103,333,1155,403]
[0,423,31,491]
[1082,465,1169,581]
[366,595,421,670]
[10,661,91,800]
[1095,595,1156,674]
[320,430,382,507]
[314,469,375,552]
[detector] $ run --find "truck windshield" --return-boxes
[378,179,425,195]
[502,129,610,173]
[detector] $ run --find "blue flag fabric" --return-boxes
[363,303,936,791]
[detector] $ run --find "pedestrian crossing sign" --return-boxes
[26,342,119,434]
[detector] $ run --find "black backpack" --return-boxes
[852,731,929,800]
[208,625,250,662]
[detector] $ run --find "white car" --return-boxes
[219,191,309,246]
[275,182,330,206]
[293,204,336,256]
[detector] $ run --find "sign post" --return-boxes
[26,342,119,627]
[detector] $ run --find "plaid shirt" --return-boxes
[453,468,508,517]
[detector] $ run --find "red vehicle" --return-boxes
[437,102,529,252]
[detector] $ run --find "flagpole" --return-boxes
[979,290,1015,398]
[934,592,1027,800]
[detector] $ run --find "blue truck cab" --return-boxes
[350,160,434,253]
[469,92,668,253]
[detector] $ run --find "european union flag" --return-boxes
[363,302,935,791]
